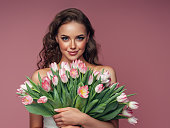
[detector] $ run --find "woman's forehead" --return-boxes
[57,21,87,36]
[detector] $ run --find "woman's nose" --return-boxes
[70,40,76,49]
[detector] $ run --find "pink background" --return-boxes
[0,0,170,128]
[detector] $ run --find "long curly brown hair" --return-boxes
[37,8,101,70]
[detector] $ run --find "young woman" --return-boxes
[30,8,119,128]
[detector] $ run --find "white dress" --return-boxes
[43,116,58,128]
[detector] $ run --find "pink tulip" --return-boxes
[115,82,120,88]
[49,62,58,72]
[70,68,79,78]
[97,70,111,84]
[47,70,53,80]
[88,75,93,85]
[95,84,104,93]
[37,96,48,103]
[42,76,50,83]
[22,95,33,105]
[61,62,70,71]
[59,68,65,76]
[42,79,51,92]
[128,117,138,125]
[128,101,139,109]
[60,74,68,83]
[105,78,111,87]
[122,108,133,117]
[71,59,83,69]
[17,81,33,95]
[59,69,68,83]
[24,81,32,88]
[103,70,111,78]
[116,93,129,103]
[78,62,87,74]
[109,82,119,88]
[78,85,89,98]
[93,70,100,76]
[16,88,25,95]
[20,81,32,91]
[52,75,58,86]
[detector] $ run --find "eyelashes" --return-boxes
[61,36,69,41]
[61,36,85,41]
[77,36,85,40]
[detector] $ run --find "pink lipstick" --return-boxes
[68,51,78,56]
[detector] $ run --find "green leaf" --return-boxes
[16,93,26,96]
[89,103,107,114]
[88,79,101,101]
[56,77,62,100]
[51,68,57,76]
[94,101,118,118]
[85,99,99,113]
[53,88,62,108]
[95,87,110,101]
[111,86,125,97]
[64,84,72,107]
[101,68,104,74]
[74,96,87,110]
[127,93,136,97]
[82,70,90,85]
[38,86,53,99]
[24,83,39,98]
[104,90,125,104]
[25,103,53,117]
[114,115,128,119]
[97,104,126,121]
[26,76,40,92]
[38,72,42,84]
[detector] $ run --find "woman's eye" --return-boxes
[61,37,69,41]
[77,36,85,41]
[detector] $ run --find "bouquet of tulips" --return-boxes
[16,60,139,125]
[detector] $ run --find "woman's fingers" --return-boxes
[53,113,62,119]
[54,117,63,122]
[62,125,80,128]
[54,107,71,112]
[53,107,84,126]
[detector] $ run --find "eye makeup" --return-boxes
[60,34,86,41]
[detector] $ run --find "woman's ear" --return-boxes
[55,36,59,43]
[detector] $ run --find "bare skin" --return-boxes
[30,21,119,128]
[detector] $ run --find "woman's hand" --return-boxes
[53,107,87,127]
[61,126,81,128]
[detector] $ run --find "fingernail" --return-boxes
[54,109,58,112]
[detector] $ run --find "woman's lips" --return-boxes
[68,51,78,56]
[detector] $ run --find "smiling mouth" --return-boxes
[68,51,78,56]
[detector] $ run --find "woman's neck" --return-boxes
[60,56,87,65]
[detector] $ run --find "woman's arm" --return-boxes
[30,113,43,128]
[53,107,118,128]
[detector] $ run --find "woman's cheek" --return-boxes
[59,42,69,50]
[78,42,86,50]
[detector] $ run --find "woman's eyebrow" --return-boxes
[77,34,86,36]
[61,34,68,37]
[60,34,86,37]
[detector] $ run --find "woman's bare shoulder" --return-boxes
[31,68,50,84]
[94,65,117,83]
[94,65,116,74]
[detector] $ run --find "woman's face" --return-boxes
[56,21,89,63]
